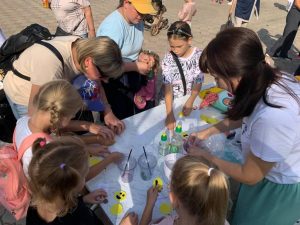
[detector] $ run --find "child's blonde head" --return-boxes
[28,137,88,216]
[74,37,123,79]
[167,21,192,41]
[139,50,160,72]
[32,80,83,133]
[171,156,229,225]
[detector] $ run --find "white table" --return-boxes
[86,86,223,225]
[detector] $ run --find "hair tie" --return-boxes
[39,139,46,148]
[208,168,214,176]
[60,163,66,169]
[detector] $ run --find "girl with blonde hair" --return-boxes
[26,137,138,225]
[139,155,230,225]
[15,80,123,181]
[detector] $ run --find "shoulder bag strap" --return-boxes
[72,17,85,32]
[17,132,52,161]
[12,41,64,81]
[170,51,187,96]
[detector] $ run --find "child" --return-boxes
[26,137,138,225]
[15,80,121,180]
[134,50,160,110]
[178,0,197,27]
[139,155,230,225]
[162,21,204,130]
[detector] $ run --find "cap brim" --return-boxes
[133,3,157,15]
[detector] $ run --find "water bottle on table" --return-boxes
[169,125,183,153]
[159,132,169,156]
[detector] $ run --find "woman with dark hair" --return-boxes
[188,27,300,225]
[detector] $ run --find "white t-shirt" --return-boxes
[162,47,204,99]
[241,75,300,184]
[15,116,33,177]
[50,0,90,36]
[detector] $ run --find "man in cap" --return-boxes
[97,0,157,119]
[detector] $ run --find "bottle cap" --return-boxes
[178,112,184,118]
[175,125,182,133]
[161,132,167,141]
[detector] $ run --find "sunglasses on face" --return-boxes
[167,28,192,38]
[95,64,108,79]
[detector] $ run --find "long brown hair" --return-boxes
[200,27,300,120]
[171,156,229,225]
[28,137,88,216]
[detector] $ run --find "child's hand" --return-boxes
[87,145,110,157]
[83,189,107,204]
[120,212,139,225]
[146,186,159,207]
[165,113,176,131]
[108,152,124,163]
[88,123,115,140]
[182,99,194,116]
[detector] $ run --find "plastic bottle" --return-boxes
[169,125,183,153]
[159,132,169,156]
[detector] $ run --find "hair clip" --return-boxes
[60,163,66,169]
[40,139,46,148]
[167,28,192,37]
[208,168,214,176]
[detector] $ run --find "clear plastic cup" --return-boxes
[118,155,137,183]
[138,153,157,181]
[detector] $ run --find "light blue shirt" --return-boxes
[97,10,144,61]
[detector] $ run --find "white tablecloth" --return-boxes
[86,85,223,225]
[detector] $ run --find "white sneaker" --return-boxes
[228,1,232,5]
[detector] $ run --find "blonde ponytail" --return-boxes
[171,156,229,225]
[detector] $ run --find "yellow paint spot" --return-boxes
[159,202,172,215]
[153,177,163,192]
[110,203,123,215]
[88,156,102,167]
[200,114,219,124]
[114,190,127,202]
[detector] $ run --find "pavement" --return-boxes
[0,0,299,224]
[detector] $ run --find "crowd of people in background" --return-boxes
[0,0,300,225]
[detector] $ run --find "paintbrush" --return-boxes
[143,146,152,176]
[122,149,132,177]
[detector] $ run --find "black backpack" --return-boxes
[0,23,63,81]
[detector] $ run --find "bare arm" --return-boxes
[193,118,242,140]
[190,147,275,185]
[182,83,202,116]
[295,0,300,9]
[28,84,41,116]
[164,84,176,130]
[98,81,125,135]
[86,152,123,181]
[83,6,96,37]
[229,0,237,16]
[177,5,187,20]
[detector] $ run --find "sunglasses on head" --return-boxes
[167,28,192,38]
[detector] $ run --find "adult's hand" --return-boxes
[136,61,152,75]
[104,111,125,135]
[88,123,115,140]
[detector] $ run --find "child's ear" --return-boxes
[188,37,193,46]
[169,191,179,209]
[84,57,93,68]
